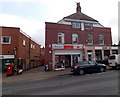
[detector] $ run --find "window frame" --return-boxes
[99,35,104,45]
[23,40,26,46]
[72,22,80,28]
[87,34,93,44]
[85,23,93,29]
[1,36,11,44]
[72,34,78,44]
[58,32,64,44]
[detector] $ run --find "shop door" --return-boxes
[73,55,80,65]
[88,54,92,61]
[65,55,71,67]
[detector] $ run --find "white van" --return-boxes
[108,54,120,69]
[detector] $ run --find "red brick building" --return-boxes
[0,26,41,72]
[45,3,115,70]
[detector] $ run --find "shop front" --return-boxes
[52,44,84,70]
[0,55,14,72]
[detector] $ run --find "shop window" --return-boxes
[87,34,93,44]
[99,35,104,45]
[95,50,102,61]
[58,33,64,44]
[72,22,80,28]
[104,50,110,60]
[72,34,78,44]
[85,23,93,29]
[112,50,118,54]
[1,36,11,44]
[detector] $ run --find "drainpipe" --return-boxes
[28,37,31,69]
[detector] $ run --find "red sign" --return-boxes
[64,45,73,49]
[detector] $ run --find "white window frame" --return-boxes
[81,23,84,30]
[58,33,64,44]
[72,34,78,44]
[85,23,93,29]
[99,35,104,45]
[1,36,11,44]
[31,44,33,48]
[87,34,93,44]
[72,22,80,28]
[33,45,35,49]
[23,40,26,46]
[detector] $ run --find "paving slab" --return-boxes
[2,66,71,84]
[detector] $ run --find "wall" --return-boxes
[1,27,20,56]
[1,27,41,70]
[45,22,112,69]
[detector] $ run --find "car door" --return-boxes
[82,61,91,73]
[89,61,97,72]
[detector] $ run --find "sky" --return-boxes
[0,0,119,47]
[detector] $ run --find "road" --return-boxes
[2,70,119,96]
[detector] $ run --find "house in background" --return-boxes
[45,3,118,70]
[0,26,41,72]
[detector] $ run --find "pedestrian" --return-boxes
[45,64,49,71]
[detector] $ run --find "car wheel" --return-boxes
[79,69,84,75]
[100,67,105,72]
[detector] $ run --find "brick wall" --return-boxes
[45,22,112,70]
[1,27,41,70]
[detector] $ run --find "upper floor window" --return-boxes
[87,34,93,44]
[23,40,26,46]
[31,44,33,48]
[58,33,64,44]
[31,44,35,49]
[99,35,104,45]
[72,22,80,28]
[72,34,78,44]
[1,36,11,44]
[85,23,93,29]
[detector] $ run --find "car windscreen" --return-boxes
[109,55,115,60]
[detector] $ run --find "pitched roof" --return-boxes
[63,12,98,22]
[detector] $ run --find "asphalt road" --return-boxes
[2,70,119,96]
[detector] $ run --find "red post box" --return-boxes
[6,64,14,77]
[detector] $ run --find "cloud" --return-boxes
[0,13,45,46]
[0,0,119,45]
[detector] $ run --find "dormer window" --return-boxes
[72,22,80,28]
[85,23,93,29]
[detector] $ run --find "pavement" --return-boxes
[1,66,71,84]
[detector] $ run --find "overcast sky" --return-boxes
[0,0,119,46]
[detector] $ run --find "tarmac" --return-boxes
[1,66,71,84]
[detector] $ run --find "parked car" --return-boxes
[108,54,120,69]
[71,61,106,75]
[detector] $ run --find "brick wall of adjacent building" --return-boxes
[1,26,41,71]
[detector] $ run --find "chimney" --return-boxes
[76,2,81,13]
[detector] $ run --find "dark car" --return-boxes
[71,61,106,75]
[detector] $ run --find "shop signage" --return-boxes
[52,44,84,50]
[0,55,14,59]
